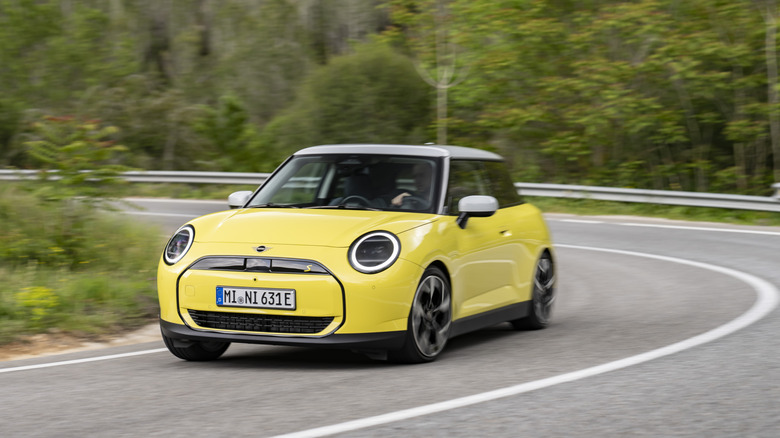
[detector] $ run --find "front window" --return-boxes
[247,154,441,213]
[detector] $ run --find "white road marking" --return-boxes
[125,211,197,218]
[552,217,780,236]
[125,198,226,205]
[617,222,780,236]
[0,349,168,374]
[270,245,780,438]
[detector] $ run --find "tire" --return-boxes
[512,252,555,330]
[161,332,230,361]
[390,266,451,363]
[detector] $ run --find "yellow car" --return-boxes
[158,144,555,363]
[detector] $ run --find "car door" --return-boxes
[483,160,539,303]
[446,160,516,320]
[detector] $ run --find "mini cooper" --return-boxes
[158,144,555,363]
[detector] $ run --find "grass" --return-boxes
[0,186,165,345]
[529,197,780,227]
[119,182,258,200]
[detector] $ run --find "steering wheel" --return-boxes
[340,195,372,207]
[401,195,430,210]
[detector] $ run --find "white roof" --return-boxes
[294,144,503,161]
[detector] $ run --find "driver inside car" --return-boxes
[391,162,433,207]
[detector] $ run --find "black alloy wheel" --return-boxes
[390,266,451,363]
[512,252,555,330]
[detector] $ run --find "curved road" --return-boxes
[1,199,778,437]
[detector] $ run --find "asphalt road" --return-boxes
[1,199,778,437]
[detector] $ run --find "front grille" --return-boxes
[188,309,333,334]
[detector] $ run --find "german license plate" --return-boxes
[216,286,296,310]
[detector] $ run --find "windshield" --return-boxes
[247,154,441,213]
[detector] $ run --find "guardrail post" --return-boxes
[773,183,780,199]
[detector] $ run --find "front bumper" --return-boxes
[160,319,406,350]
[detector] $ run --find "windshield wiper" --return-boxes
[250,203,300,208]
[310,204,382,211]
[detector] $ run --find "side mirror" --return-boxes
[228,191,253,209]
[456,195,498,229]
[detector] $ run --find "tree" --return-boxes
[259,42,433,156]
[385,0,470,145]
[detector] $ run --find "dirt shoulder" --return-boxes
[0,323,161,362]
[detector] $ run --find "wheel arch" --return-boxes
[426,260,451,286]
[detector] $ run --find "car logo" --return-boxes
[254,245,269,253]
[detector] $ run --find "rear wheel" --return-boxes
[512,252,555,330]
[390,266,451,363]
[161,332,230,361]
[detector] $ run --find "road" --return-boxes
[1,198,778,437]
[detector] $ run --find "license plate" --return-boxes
[216,286,296,310]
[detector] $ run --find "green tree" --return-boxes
[23,115,130,202]
[260,42,433,156]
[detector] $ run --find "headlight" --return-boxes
[163,225,194,265]
[349,231,401,274]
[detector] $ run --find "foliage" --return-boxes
[418,0,779,194]
[22,115,130,202]
[260,42,434,157]
[0,185,162,343]
[193,94,275,172]
[0,0,778,196]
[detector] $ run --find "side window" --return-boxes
[484,161,523,207]
[446,160,489,215]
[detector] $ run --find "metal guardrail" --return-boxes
[514,183,780,213]
[0,169,268,185]
[2,169,779,212]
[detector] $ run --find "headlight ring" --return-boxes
[163,225,195,265]
[348,231,401,274]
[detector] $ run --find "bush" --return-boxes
[0,185,162,344]
[260,41,434,156]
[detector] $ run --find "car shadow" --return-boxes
[168,322,527,370]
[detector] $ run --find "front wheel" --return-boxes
[512,252,555,330]
[390,266,452,363]
[162,332,230,361]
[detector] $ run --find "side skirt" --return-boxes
[450,301,530,338]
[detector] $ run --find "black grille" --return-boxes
[188,309,333,334]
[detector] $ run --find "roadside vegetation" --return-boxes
[0,118,162,346]
[530,198,780,227]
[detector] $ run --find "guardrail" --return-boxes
[0,169,268,185]
[514,183,780,213]
[2,169,779,212]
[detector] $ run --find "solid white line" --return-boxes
[270,244,780,438]
[125,198,226,205]
[552,217,780,237]
[617,222,780,236]
[0,348,168,374]
[125,211,197,218]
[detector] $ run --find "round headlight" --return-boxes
[163,225,194,265]
[349,231,401,274]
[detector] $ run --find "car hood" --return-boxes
[188,208,437,247]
